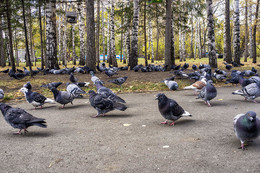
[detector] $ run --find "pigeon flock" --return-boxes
[0,61,259,150]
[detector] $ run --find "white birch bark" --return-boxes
[78,1,85,65]
[248,3,253,58]
[101,2,105,62]
[233,0,240,64]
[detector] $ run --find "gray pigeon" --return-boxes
[41,82,62,89]
[196,80,217,107]
[233,111,260,150]
[163,79,178,90]
[108,76,128,86]
[155,93,192,126]
[50,87,74,108]
[0,103,47,134]
[66,83,86,98]
[95,80,126,103]
[0,89,4,99]
[232,82,260,103]
[88,90,127,117]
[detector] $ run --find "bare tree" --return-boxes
[224,0,232,63]
[165,0,173,70]
[110,0,118,67]
[244,0,248,62]
[252,0,259,63]
[78,1,85,65]
[96,0,100,65]
[233,0,241,65]
[0,15,5,67]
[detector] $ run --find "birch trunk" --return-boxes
[62,3,67,66]
[39,2,44,69]
[14,29,19,67]
[107,10,110,63]
[194,20,198,60]
[155,4,159,61]
[58,3,62,65]
[72,24,76,65]
[182,32,186,61]
[125,0,131,64]
[179,29,182,61]
[144,0,148,66]
[244,0,248,62]
[206,0,218,68]
[96,0,100,64]
[46,0,58,69]
[224,0,232,63]
[190,15,194,59]
[165,0,173,70]
[110,0,117,67]
[248,3,253,58]
[252,0,259,63]
[102,2,106,63]
[78,1,85,65]
[0,16,5,67]
[233,0,240,65]
[129,0,139,69]
[148,17,154,63]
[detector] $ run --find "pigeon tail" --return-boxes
[232,90,243,95]
[31,122,47,128]
[28,119,47,128]
[113,95,126,103]
[114,102,127,111]
[44,98,56,104]
[182,111,192,117]
[184,85,196,90]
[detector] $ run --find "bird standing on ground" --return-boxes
[233,111,260,150]
[88,90,127,117]
[232,82,260,103]
[184,78,207,94]
[0,89,4,99]
[196,80,217,107]
[155,93,192,126]
[66,83,86,98]
[163,77,178,90]
[50,87,74,108]
[0,103,47,134]
[108,76,128,86]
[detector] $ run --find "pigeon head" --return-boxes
[23,82,32,90]
[155,93,166,100]
[19,87,29,95]
[0,103,11,116]
[207,80,213,85]
[246,111,257,122]
[90,71,95,76]
[50,87,59,98]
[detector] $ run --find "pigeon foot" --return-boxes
[161,120,168,125]
[239,144,247,150]
[253,100,258,103]
[169,122,175,126]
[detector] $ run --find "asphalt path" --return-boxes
[0,86,260,172]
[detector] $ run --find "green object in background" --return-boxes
[147,0,163,4]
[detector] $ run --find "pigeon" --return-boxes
[171,70,189,78]
[90,71,102,84]
[50,87,74,108]
[0,103,47,134]
[196,80,217,107]
[95,80,126,103]
[133,65,140,72]
[69,73,78,83]
[108,76,128,86]
[192,64,197,71]
[232,82,260,103]
[182,63,189,70]
[23,67,30,76]
[0,89,4,99]
[233,111,260,150]
[20,87,55,109]
[77,82,90,88]
[66,83,86,98]
[105,68,117,77]
[8,69,27,80]
[184,78,207,93]
[231,61,240,67]
[163,78,178,90]
[213,72,226,81]
[155,93,192,126]
[88,90,127,117]
[0,68,9,73]
[17,69,23,73]
[41,82,63,89]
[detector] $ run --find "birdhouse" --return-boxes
[66,12,77,24]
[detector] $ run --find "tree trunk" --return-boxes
[224,0,232,63]
[155,4,159,61]
[206,0,218,68]
[107,10,110,64]
[46,0,59,69]
[43,5,46,66]
[129,0,139,69]
[170,4,175,65]
[22,0,32,76]
[28,8,35,66]
[57,3,62,65]
[78,1,85,65]
[233,0,240,65]
[249,3,253,58]
[125,0,131,64]
[194,20,198,59]
[179,29,182,61]
[110,0,117,67]
[96,0,100,65]
[165,0,173,70]
[143,0,148,66]
[190,14,194,59]
[5,0,16,71]
[86,0,96,70]
[101,2,105,63]
[252,0,259,63]
[149,16,154,63]
[182,32,186,61]
[0,16,5,67]
[14,29,19,67]
[72,24,76,65]
[62,3,67,66]
[244,0,248,62]
[199,20,202,59]
[39,2,44,69]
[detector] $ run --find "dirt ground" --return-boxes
[0,87,260,173]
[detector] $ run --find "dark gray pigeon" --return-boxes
[95,80,126,103]
[69,73,78,83]
[155,93,192,126]
[108,76,128,86]
[0,103,47,134]
[66,83,86,98]
[232,82,260,103]
[41,82,62,89]
[163,79,178,90]
[50,87,74,108]
[233,111,260,150]
[0,89,4,99]
[88,90,127,117]
[196,80,217,107]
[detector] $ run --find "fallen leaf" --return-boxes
[123,124,131,127]
[162,145,169,148]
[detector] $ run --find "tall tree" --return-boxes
[107,9,110,63]
[252,0,259,63]
[165,0,173,70]
[143,0,148,66]
[248,2,253,58]
[45,0,59,69]
[57,2,62,65]
[233,0,240,65]
[155,4,160,61]
[190,14,194,59]
[0,15,5,67]
[72,24,76,65]
[110,0,118,67]
[96,0,100,65]
[22,0,32,76]
[148,15,154,63]
[244,0,248,62]
[101,1,106,63]
[129,0,139,69]
[86,0,96,70]
[62,2,67,66]
[125,0,131,64]
[5,0,16,71]
[38,1,44,69]
[78,1,85,65]
[224,0,232,63]
[206,0,217,68]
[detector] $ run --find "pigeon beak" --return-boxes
[154,95,158,100]
[249,117,254,121]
